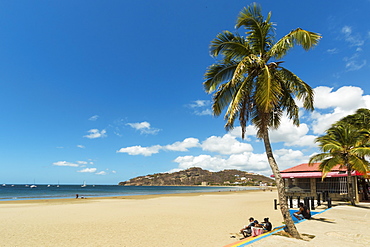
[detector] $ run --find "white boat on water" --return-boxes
[30,179,37,188]
[81,181,87,188]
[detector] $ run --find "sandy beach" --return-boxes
[248,203,370,247]
[1,190,369,247]
[0,190,282,247]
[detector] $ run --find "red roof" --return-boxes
[280,171,357,178]
[271,163,363,178]
[280,163,347,173]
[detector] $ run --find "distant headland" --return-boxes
[118,167,275,186]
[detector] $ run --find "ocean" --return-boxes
[0,184,260,201]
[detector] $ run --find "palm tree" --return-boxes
[203,3,321,239]
[309,123,370,205]
[335,108,370,141]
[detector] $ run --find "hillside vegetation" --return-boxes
[118,167,275,186]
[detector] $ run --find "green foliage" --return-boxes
[203,2,321,139]
[309,118,370,205]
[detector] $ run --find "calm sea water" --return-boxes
[0,184,259,201]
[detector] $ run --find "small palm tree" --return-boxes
[335,108,370,143]
[336,108,370,130]
[203,3,321,238]
[309,123,370,205]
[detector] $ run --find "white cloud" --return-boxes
[127,121,160,135]
[171,147,309,176]
[344,54,367,71]
[188,100,213,116]
[189,100,210,108]
[164,138,200,151]
[202,134,253,154]
[77,168,97,173]
[269,117,317,147]
[88,115,99,121]
[228,126,256,140]
[77,145,85,149]
[327,48,338,54]
[77,161,88,165]
[195,109,213,116]
[341,26,365,47]
[96,171,107,175]
[117,138,200,156]
[83,129,107,139]
[117,145,161,156]
[314,86,364,110]
[340,26,367,71]
[310,86,369,134]
[172,155,228,172]
[53,161,79,167]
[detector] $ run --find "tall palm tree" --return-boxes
[309,124,370,205]
[203,3,321,239]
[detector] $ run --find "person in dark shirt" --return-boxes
[293,202,311,220]
[262,217,272,231]
[240,217,255,237]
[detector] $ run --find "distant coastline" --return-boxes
[0,184,266,202]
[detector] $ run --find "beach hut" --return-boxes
[272,163,370,203]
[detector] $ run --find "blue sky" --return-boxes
[0,0,369,185]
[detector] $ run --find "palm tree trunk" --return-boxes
[262,131,301,239]
[347,168,355,206]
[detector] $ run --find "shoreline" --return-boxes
[0,187,270,204]
[0,185,271,203]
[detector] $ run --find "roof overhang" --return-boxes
[272,170,361,178]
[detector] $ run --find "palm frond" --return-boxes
[255,65,281,113]
[209,31,252,60]
[212,81,238,116]
[235,3,275,55]
[277,68,314,111]
[203,61,237,93]
[224,75,254,131]
[348,155,370,173]
[268,28,321,59]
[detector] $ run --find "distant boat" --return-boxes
[30,179,37,188]
[47,185,51,187]
[2,184,5,187]
[81,181,87,188]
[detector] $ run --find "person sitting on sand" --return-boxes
[293,202,311,220]
[261,217,272,231]
[240,217,256,237]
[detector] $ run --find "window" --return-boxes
[316,177,347,194]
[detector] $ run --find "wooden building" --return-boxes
[274,163,370,203]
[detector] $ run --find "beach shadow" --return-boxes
[354,203,370,209]
[309,217,336,224]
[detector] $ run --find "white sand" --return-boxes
[4,190,366,247]
[0,190,282,247]
[249,203,370,247]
